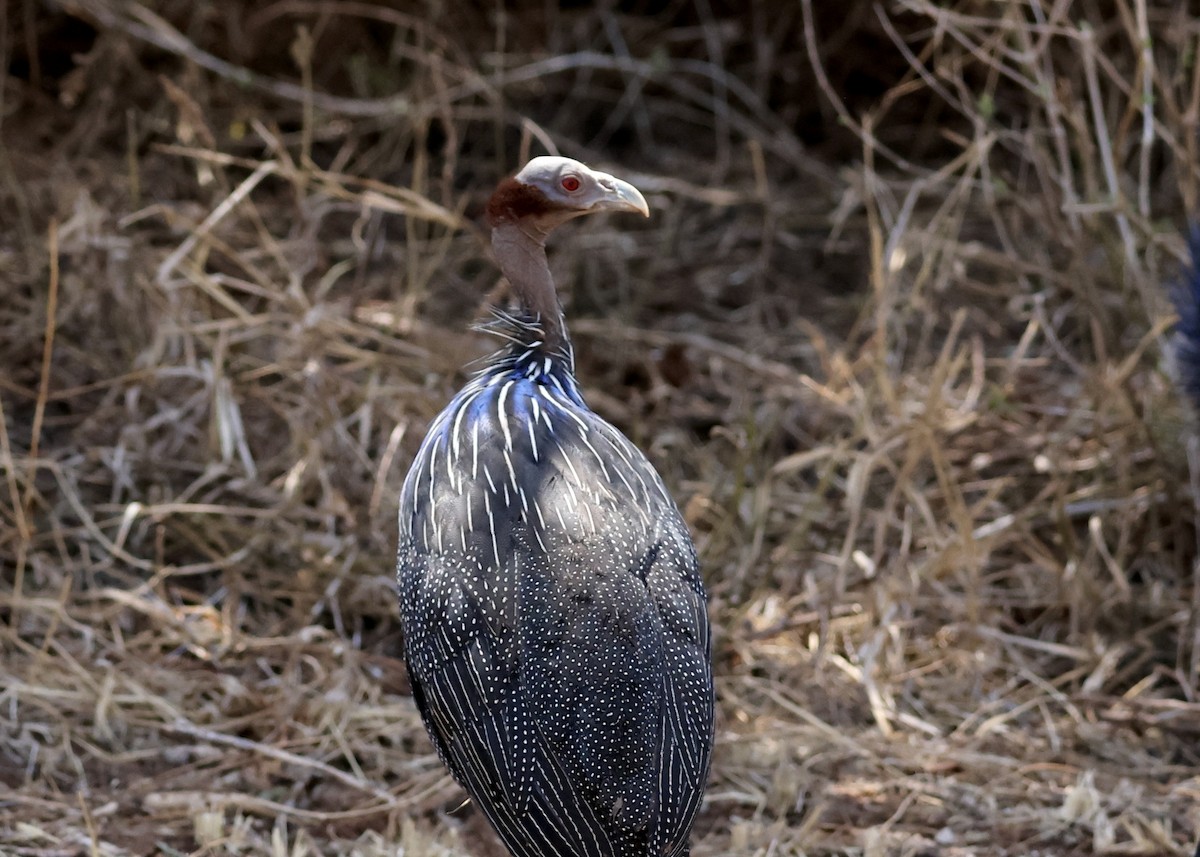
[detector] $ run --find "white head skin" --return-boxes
[516,156,649,215]
[490,156,650,235]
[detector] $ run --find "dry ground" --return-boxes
[3,1,1200,855]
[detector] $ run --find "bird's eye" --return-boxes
[561,175,581,192]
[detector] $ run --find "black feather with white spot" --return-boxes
[398,310,713,857]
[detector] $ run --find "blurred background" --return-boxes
[2,1,1199,854]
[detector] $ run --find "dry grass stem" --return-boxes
[4,1,1200,855]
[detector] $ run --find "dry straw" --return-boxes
[2,0,1199,854]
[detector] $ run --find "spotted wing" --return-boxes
[513,404,713,856]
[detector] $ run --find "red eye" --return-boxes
[561,175,581,192]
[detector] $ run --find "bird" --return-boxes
[396,156,714,857]
[1169,227,1200,410]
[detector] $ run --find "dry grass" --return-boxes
[3,1,1200,854]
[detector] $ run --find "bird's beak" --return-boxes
[592,173,650,217]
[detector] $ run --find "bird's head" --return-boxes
[486,156,649,234]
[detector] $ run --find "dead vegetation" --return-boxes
[2,0,1199,854]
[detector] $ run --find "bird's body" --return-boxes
[397,158,713,857]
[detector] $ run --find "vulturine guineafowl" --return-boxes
[397,157,715,857]
[1170,228,1200,410]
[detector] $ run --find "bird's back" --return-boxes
[398,349,713,857]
